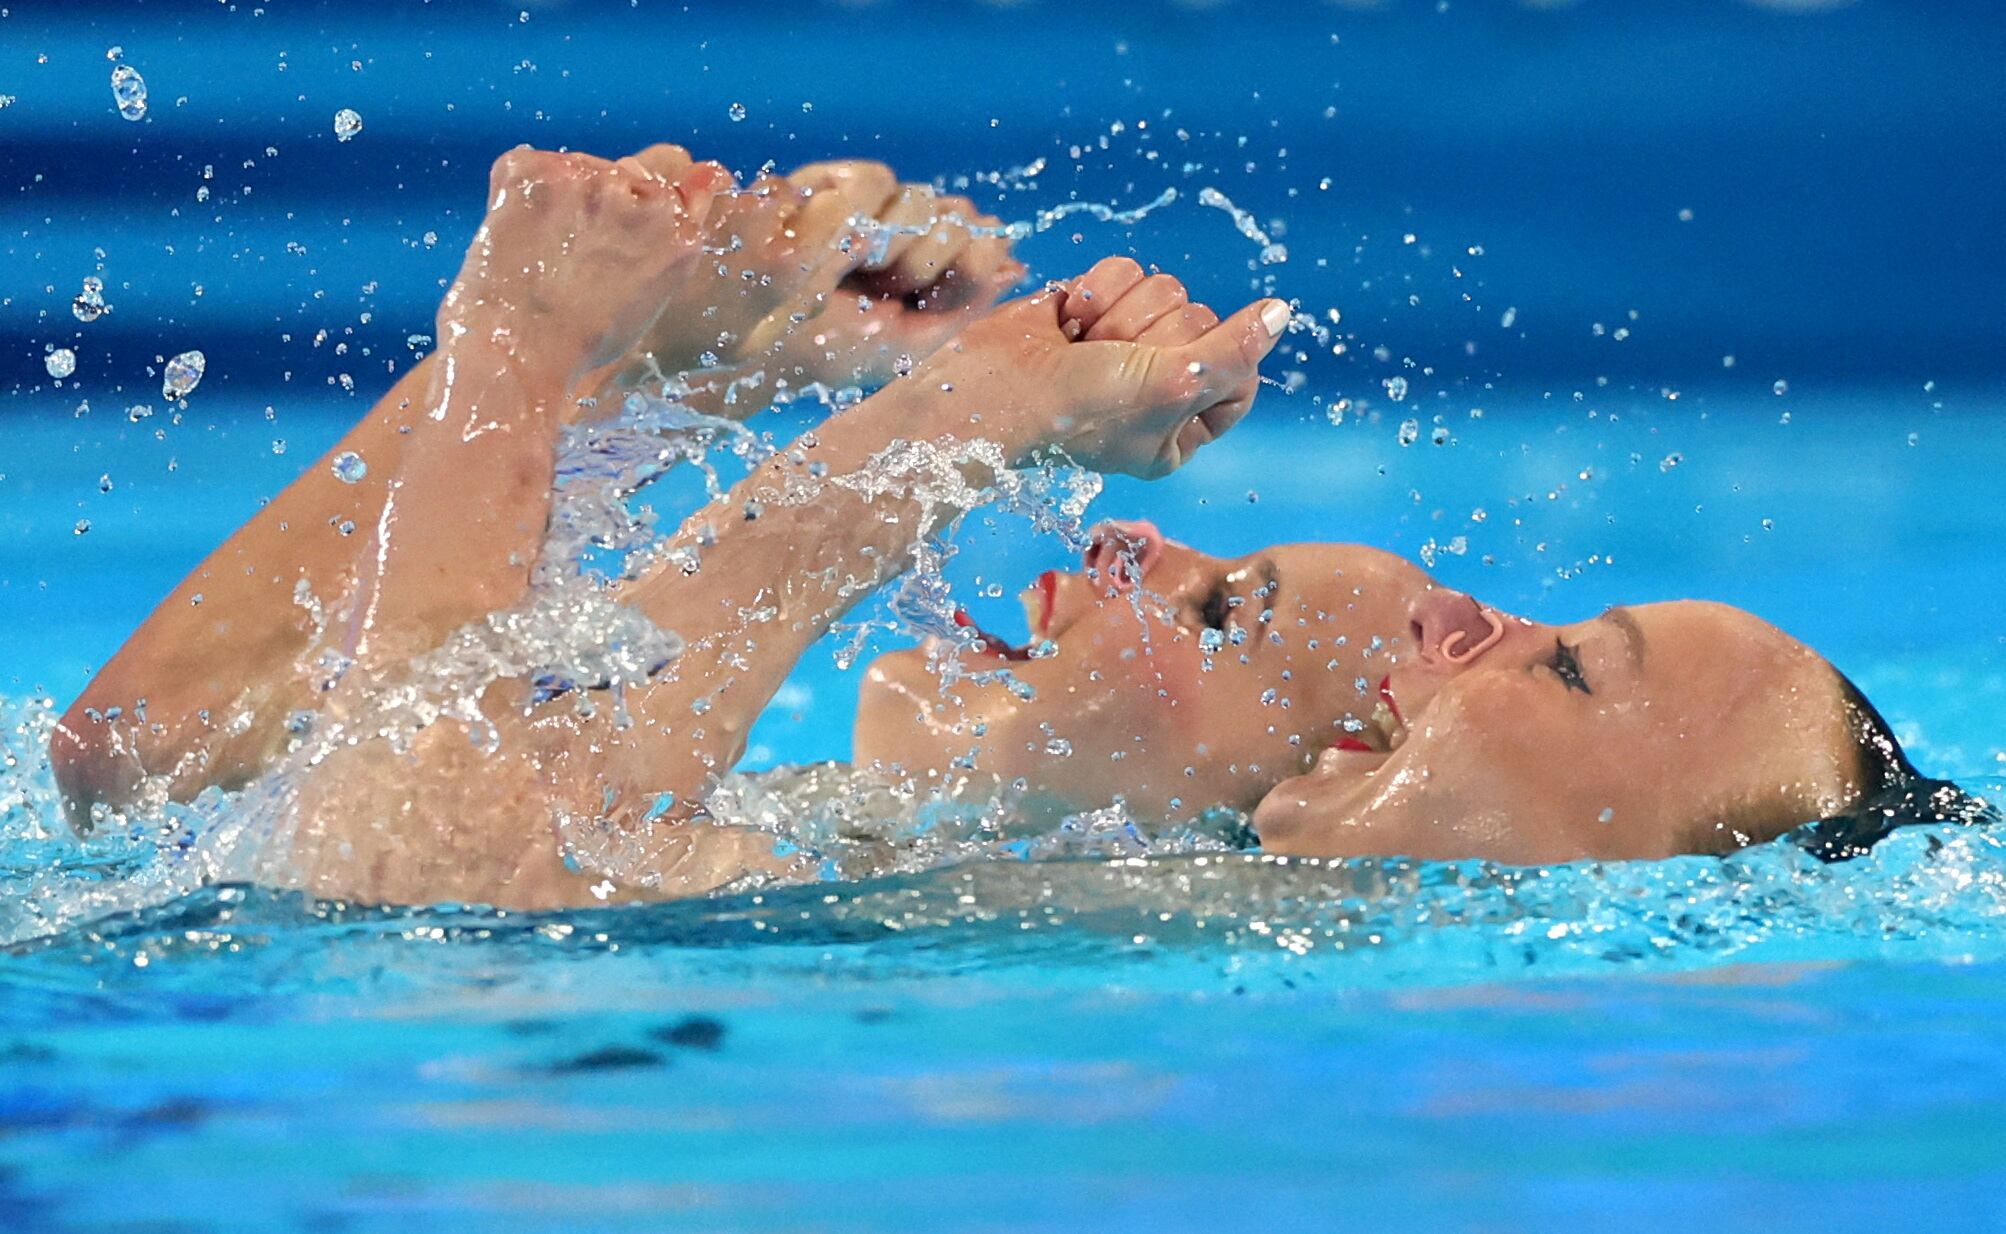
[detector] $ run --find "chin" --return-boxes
[852,647,939,769]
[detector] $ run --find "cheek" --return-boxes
[1427,682,1660,829]
[1068,623,1211,727]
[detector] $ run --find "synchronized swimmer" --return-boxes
[50,144,1974,908]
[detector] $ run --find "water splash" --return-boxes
[1196,187,1288,265]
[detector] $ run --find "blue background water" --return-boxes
[4,2,2006,1230]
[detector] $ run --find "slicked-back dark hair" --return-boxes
[1790,673,1994,862]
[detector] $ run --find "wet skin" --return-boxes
[856,527,1866,863]
[52,138,1873,906]
[52,142,1290,908]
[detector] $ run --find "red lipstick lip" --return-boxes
[1036,571,1058,636]
[1379,675,1404,726]
[1331,736,1375,753]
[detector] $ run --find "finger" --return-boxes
[1134,302,1218,349]
[1059,257,1145,340]
[758,177,889,316]
[787,159,900,212]
[669,160,735,223]
[613,156,662,199]
[628,143,695,184]
[786,166,903,279]
[884,227,974,300]
[881,195,983,295]
[715,172,796,256]
[1085,273,1190,343]
[1168,298,1290,405]
[862,185,943,281]
[928,228,1021,311]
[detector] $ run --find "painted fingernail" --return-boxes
[1259,300,1291,338]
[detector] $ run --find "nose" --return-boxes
[1083,519,1165,593]
[1408,588,1507,668]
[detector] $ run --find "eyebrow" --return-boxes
[1602,606,1647,666]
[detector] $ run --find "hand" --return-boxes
[441,144,731,382]
[612,156,1024,391]
[910,257,1290,478]
[774,161,1026,388]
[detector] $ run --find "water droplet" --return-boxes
[330,451,368,483]
[162,349,205,399]
[1027,639,1059,660]
[110,64,147,121]
[126,403,153,422]
[1044,736,1073,756]
[333,108,362,142]
[73,519,92,536]
[1384,375,1409,402]
[72,276,109,323]
[271,439,287,455]
[1659,451,1684,472]
[727,102,747,122]
[1198,627,1225,654]
[43,348,76,379]
[1397,419,1420,447]
[1772,379,1789,396]
[97,473,113,493]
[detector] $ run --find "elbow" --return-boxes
[49,701,141,833]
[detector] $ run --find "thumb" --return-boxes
[1171,298,1290,400]
[671,160,736,222]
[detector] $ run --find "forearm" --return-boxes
[593,382,1009,815]
[53,327,579,818]
[342,323,576,668]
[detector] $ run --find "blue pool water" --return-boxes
[6,3,2006,1231]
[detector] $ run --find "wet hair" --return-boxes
[1788,673,1996,862]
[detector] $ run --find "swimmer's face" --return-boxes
[1254,594,1866,864]
[852,525,1437,824]
[855,523,1868,862]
